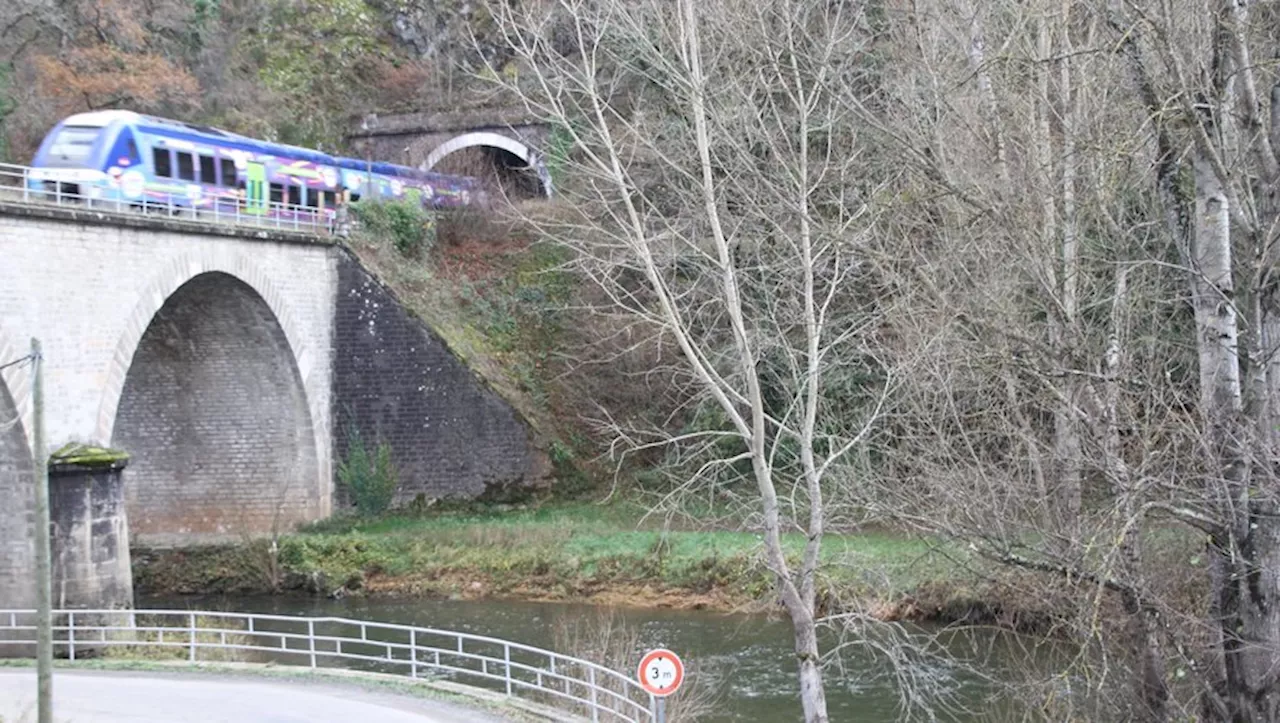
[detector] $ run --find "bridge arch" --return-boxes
[99,254,329,542]
[0,328,32,451]
[0,326,35,608]
[422,131,553,198]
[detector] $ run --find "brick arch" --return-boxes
[0,326,32,452]
[95,251,331,516]
[0,325,35,609]
[422,131,553,197]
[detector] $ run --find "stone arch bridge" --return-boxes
[0,201,544,608]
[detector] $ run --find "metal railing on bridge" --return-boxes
[0,608,658,723]
[0,163,341,236]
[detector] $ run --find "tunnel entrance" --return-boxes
[112,272,319,545]
[433,146,547,200]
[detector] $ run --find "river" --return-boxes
[138,594,1053,722]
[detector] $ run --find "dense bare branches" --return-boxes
[858,0,1280,719]
[484,1,902,719]
[482,0,1280,719]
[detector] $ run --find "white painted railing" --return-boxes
[0,162,339,235]
[0,608,657,723]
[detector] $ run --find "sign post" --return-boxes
[637,648,684,723]
[31,338,52,723]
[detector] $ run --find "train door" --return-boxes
[245,162,267,215]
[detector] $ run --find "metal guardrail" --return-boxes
[0,608,658,723]
[0,162,340,235]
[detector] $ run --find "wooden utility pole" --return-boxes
[31,337,51,723]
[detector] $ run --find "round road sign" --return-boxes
[637,648,684,697]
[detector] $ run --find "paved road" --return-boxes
[0,669,513,723]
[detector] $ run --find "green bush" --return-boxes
[0,64,15,163]
[352,198,436,256]
[338,428,399,516]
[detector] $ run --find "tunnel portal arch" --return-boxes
[423,131,553,198]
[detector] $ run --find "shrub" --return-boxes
[338,427,399,516]
[352,198,436,256]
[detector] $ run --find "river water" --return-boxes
[138,594,1047,722]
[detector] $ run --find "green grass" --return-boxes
[136,500,976,612]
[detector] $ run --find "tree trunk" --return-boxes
[790,606,828,723]
[1187,146,1280,721]
[958,0,1009,194]
[1120,587,1169,721]
[1208,519,1280,721]
[1217,158,1280,723]
[1050,15,1083,535]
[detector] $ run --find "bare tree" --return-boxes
[483,0,1280,717]
[1106,1,1280,718]
[847,0,1280,718]
[860,1,1173,711]
[482,1,897,719]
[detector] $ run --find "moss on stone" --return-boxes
[50,442,130,467]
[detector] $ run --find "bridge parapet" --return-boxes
[0,163,338,238]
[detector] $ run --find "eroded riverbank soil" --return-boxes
[132,542,1056,632]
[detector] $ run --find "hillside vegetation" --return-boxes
[0,0,526,160]
[17,0,1280,718]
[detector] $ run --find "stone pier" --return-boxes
[48,444,133,611]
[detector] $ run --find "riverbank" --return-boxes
[132,502,1032,626]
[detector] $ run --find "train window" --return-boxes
[322,191,336,209]
[153,148,172,177]
[269,183,284,205]
[199,155,216,184]
[350,192,361,203]
[219,158,237,187]
[176,152,195,181]
[305,187,320,209]
[48,126,100,164]
[287,184,301,207]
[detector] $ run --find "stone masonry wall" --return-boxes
[0,378,34,610]
[332,250,545,504]
[113,274,320,544]
[1,201,545,555]
[49,459,133,610]
[0,203,336,545]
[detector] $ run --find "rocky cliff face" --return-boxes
[378,0,522,70]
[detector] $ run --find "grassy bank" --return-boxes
[133,501,1024,623]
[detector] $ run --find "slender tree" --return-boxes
[484,1,896,719]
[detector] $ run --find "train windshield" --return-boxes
[46,126,101,165]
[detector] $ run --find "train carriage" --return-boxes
[26,110,481,223]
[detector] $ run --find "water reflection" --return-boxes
[137,594,1046,722]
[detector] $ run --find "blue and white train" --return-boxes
[26,110,482,220]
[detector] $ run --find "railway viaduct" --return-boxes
[0,200,545,610]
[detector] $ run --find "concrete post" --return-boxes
[32,338,51,723]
